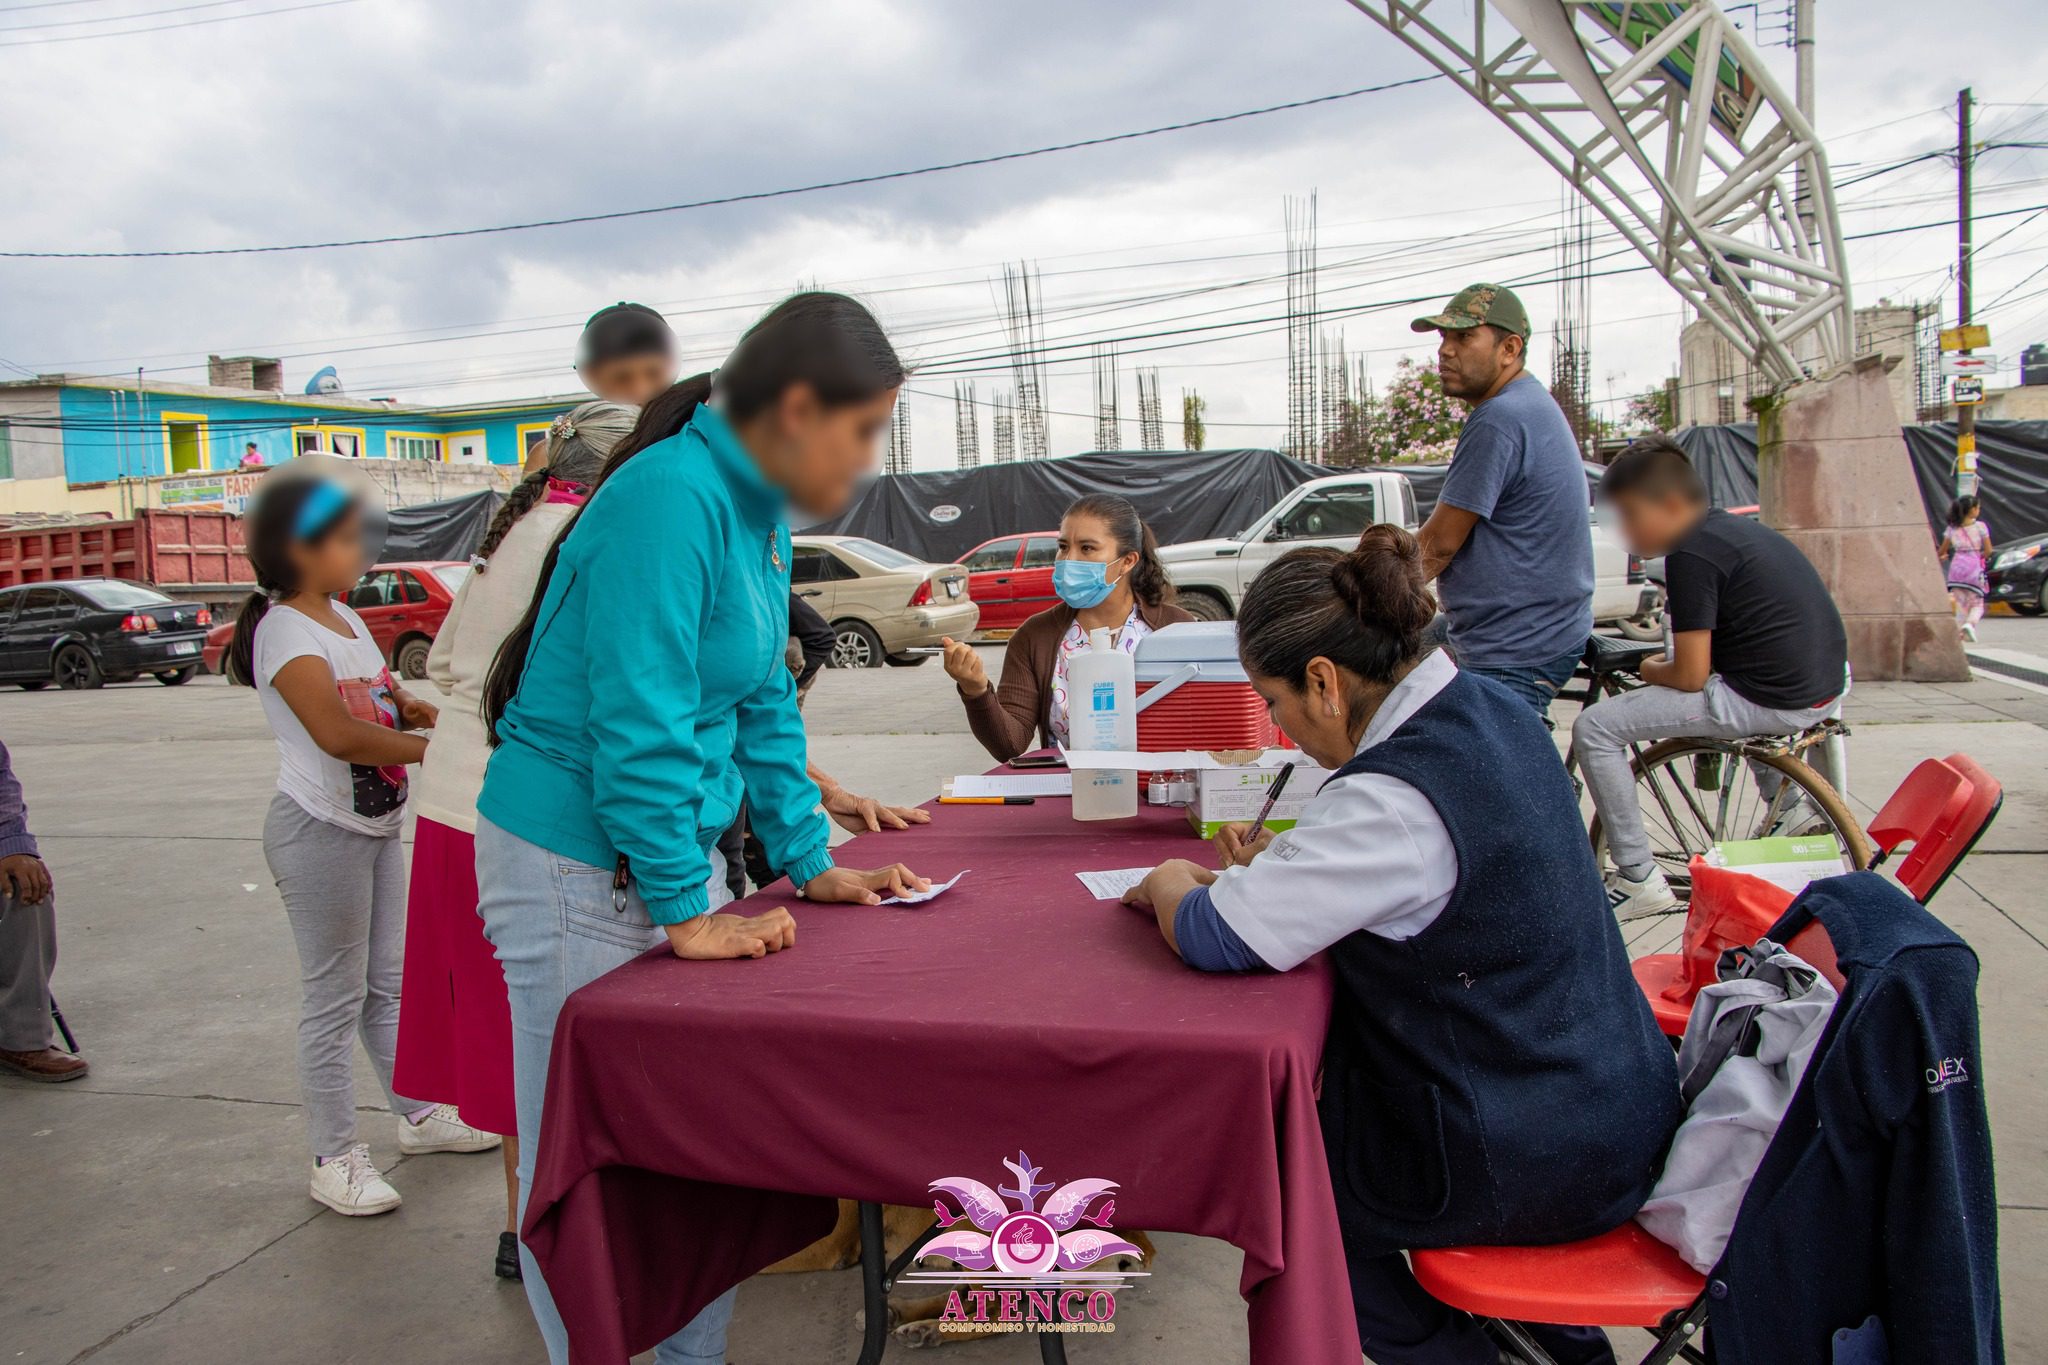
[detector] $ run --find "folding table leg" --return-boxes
[856,1201,890,1365]
[1036,1327,1070,1364]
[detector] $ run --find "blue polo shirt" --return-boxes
[1434,372,1594,668]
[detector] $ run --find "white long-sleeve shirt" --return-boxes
[1208,649,1461,971]
[409,502,576,833]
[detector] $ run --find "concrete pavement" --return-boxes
[2,629,2045,1364]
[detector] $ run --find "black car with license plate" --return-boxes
[0,578,212,689]
[1988,533,2048,616]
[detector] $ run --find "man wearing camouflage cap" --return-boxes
[1407,283,1594,718]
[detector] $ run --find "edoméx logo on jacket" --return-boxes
[908,1151,1149,1337]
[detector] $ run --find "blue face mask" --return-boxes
[1052,557,1121,610]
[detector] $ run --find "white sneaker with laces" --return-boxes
[1604,866,1679,920]
[399,1103,501,1155]
[310,1143,401,1216]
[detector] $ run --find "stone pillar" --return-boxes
[1758,354,1969,681]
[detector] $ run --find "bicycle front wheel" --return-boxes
[1589,739,1872,904]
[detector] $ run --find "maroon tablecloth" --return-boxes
[524,797,1358,1363]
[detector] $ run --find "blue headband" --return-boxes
[292,481,353,541]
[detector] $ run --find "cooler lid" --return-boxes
[1135,621,1250,683]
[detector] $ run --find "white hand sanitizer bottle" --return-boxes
[1068,627,1137,821]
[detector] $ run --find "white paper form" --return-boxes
[943,773,1073,798]
[880,871,971,906]
[1074,867,1155,900]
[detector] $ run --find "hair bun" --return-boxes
[1330,524,1434,637]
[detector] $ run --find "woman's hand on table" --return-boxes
[940,637,989,697]
[1120,858,1216,913]
[665,908,797,960]
[803,863,931,905]
[821,785,931,834]
[1212,822,1276,868]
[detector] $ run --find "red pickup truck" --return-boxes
[203,560,472,682]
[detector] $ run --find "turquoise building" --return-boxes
[0,355,582,493]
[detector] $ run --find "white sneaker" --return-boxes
[1961,622,1978,643]
[310,1143,401,1216]
[399,1103,501,1155]
[1604,866,1679,920]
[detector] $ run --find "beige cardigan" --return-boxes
[409,503,575,833]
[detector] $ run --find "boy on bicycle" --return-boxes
[1574,436,1848,917]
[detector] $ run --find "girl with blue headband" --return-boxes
[227,474,500,1218]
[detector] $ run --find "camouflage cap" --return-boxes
[1410,283,1530,339]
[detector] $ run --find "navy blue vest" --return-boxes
[1319,668,1682,1255]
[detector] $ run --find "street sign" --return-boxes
[1957,430,1978,475]
[1952,375,1986,406]
[1940,352,2000,377]
[1941,323,1992,352]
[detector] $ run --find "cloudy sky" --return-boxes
[3,0,2047,467]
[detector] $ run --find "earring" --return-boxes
[1325,702,1338,717]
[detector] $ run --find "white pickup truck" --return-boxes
[1155,470,1662,637]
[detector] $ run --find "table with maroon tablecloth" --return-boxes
[522,796,1359,1364]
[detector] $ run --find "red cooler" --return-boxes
[1134,622,1282,754]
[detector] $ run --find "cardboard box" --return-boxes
[1707,834,1849,895]
[1060,747,1331,838]
[1185,762,1330,839]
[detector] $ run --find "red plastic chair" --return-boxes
[1632,860,1794,1038]
[1412,1222,1708,1364]
[1416,921,1847,1364]
[1864,754,2001,904]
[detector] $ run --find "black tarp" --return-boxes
[1350,459,1607,521]
[382,489,504,562]
[801,449,1326,562]
[1673,421,2048,539]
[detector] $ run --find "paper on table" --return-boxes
[944,773,1073,798]
[1075,867,1154,900]
[881,870,970,906]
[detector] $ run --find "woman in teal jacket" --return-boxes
[474,293,926,1365]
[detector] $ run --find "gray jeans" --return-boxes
[263,794,423,1158]
[1572,675,1844,877]
[0,888,56,1052]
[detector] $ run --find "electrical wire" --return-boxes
[0,75,1445,258]
[0,0,354,45]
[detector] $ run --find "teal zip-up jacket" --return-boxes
[477,405,833,923]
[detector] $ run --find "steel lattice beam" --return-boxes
[1345,0,1852,387]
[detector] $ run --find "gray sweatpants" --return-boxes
[0,888,56,1052]
[1572,675,1844,877]
[262,794,423,1158]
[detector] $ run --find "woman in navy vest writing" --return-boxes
[1123,526,1682,1365]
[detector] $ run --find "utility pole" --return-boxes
[1955,87,1979,496]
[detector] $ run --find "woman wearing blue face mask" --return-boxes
[945,493,1192,761]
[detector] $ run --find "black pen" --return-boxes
[1247,762,1297,840]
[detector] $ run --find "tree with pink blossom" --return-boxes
[1326,356,1465,466]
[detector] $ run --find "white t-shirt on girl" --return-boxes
[253,601,409,837]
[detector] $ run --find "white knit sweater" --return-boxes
[410,502,576,833]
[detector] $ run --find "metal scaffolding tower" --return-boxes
[953,382,981,469]
[885,398,912,476]
[1092,344,1121,451]
[1136,369,1165,451]
[1344,0,1852,385]
[1284,193,1323,462]
[1001,263,1051,462]
[992,389,1017,465]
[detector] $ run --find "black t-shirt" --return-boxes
[1665,509,1847,709]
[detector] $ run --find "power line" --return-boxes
[0,74,1444,258]
[0,0,276,34]
[0,0,355,46]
